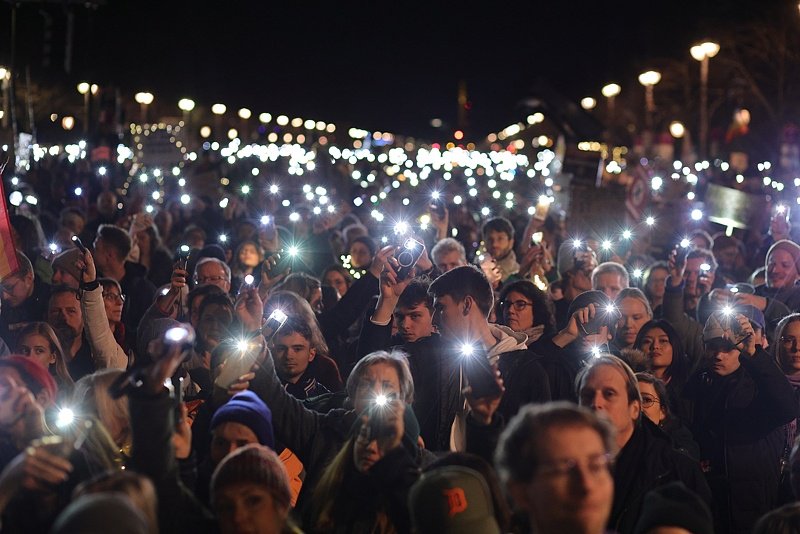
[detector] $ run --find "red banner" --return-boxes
[0,158,19,280]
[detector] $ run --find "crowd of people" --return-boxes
[2,148,800,534]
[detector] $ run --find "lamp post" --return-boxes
[76,81,97,134]
[690,41,720,159]
[637,70,662,131]
[212,103,226,140]
[134,92,154,124]
[178,98,195,147]
[601,83,621,121]
[238,107,251,139]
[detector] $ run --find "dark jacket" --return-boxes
[357,317,460,452]
[683,348,798,534]
[118,261,157,348]
[534,336,588,403]
[610,417,712,534]
[317,271,379,370]
[308,447,419,534]
[248,352,358,512]
[128,389,218,534]
[358,316,551,451]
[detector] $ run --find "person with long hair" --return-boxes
[634,319,692,421]
[321,265,353,298]
[308,399,420,533]
[15,321,75,393]
[636,372,699,459]
[230,239,264,294]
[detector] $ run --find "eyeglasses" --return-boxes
[500,300,534,311]
[781,336,799,347]
[195,275,229,285]
[538,453,612,479]
[102,292,126,303]
[640,394,661,408]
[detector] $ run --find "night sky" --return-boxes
[0,0,786,138]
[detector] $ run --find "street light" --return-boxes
[238,108,251,119]
[211,103,226,115]
[669,121,685,138]
[178,98,195,112]
[76,82,97,134]
[580,97,597,110]
[134,92,154,124]
[601,83,621,119]
[690,40,720,158]
[638,70,662,130]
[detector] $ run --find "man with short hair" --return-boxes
[430,238,467,274]
[271,316,329,399]
[0,251,50,346]
[576,354,710,533]
[93,224,156,344]
[47,286,94,381]
[394,279,435,344]
[194,257,232,294]
[495,403,615,534]
[592,261,629,300]
[481,217,519,282]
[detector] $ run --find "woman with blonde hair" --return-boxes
[72,368,131,457]
[15,321,74,393]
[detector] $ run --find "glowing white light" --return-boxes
[691,209,703,221]
[244,274,254,285]
[180,194,191,205]
[269,184,279,194]
[622,229,632,240]
[56,408,75,428]
[236,339,250,352]
[74,187,82,196]
[645,216,655,226]
[632,268,643,279]
[680,238,691,248]
[289,212,300,222]
[460,344,474,357]
[287,245,299,256]
[241,185,251,195]
[601,240,612,251]
[375,394,388,407]
[219,234,228,243]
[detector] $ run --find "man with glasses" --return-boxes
[193,257,232,294]
[495,403,615,534]
[93,224,156,346]
[577,354,710,533]
[684,311,797,533]
[0,251,50,346]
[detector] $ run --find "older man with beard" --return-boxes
[47,286,95,381]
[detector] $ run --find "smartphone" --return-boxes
[726,283,755,295]
[173,376,184,425]
[215,342,262,390]
[462,347,501,399]
[533,199,550,221]
[429,197,446,219]
[321,285,339,311]
[164,325,196,363]
[775,204,791,222]
[266,252,293,278]
[581,304,621,336]
[531,232,543,246]
[176,245,191,270]
[71,235,87,253]
[262,309,288,340]
[395,238,425,280]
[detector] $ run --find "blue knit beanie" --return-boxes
[210,391,274,449]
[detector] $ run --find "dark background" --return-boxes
[0,0,787,137]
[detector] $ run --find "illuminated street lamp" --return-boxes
[690,40,720,158]
[178,98,195,112]
[238,108,251,120]
[669,121,686,138]
[76,81,97,134]
[638,70,662,130]
[178,98,195,147]
[134,92,154,123]
[601,83,621,119]
[212,103,226,140]
[580,97,597,111]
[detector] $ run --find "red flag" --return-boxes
[0,157,19,280]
